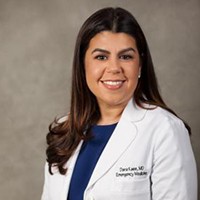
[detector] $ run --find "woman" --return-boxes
[41,7,197,200]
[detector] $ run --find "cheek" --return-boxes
[86,67,98,82]
[85,68,101,93]
[126,66,140,79]
[85,60,93,82]
[85,62,104,82]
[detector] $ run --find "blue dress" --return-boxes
[67,123,117,200]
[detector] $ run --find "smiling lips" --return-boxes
[101,80,125,89]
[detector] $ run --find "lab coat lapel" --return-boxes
[86,99,147,189]
[60,141,83,200]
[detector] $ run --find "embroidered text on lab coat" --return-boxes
[116,166,147,178]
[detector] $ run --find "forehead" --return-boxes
[87,31,137,51]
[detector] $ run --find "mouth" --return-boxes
[100,80,125,89]
[102,80,124,86]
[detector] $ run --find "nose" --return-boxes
[106,58,122,74]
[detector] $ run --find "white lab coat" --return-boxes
[41,99,197,200]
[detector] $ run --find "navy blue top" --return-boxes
[67,123,117,200]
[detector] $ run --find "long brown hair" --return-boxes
[46,7,191,175]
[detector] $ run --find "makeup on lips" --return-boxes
[100,80,126,90]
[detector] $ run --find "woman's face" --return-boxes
[84,31,141,109]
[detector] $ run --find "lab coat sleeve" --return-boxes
[41,162,49,200]
[151,117,197,200]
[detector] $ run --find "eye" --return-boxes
[119,55,133,60]
[94,55,107,60]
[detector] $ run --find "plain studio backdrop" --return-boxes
[0,0,199,199]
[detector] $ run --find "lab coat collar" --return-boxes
[85,98,149,191]
[122,98,149,123]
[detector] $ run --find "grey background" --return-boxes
[0,0,199,199]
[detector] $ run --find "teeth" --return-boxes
[103,81,123,86]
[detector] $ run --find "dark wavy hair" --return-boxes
[46,7,191,175]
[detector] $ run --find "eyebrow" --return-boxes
[91,47,136,55]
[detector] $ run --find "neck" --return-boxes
[97,103,127,125]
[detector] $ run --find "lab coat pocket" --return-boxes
[111,177,150,195]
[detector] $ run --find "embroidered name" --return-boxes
[115,166,147,178]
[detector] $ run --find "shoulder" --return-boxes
[144,106,190,148]
[124,99,187,135]
[145,106,184,128]
[135,105,189,145]
[124,100,189,140]
[124,100,184,129]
